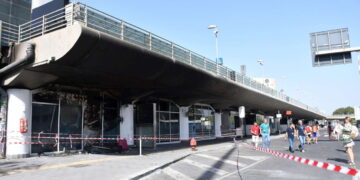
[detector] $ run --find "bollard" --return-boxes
[69,134,73,149]
[190,138,197,151]
[139,136,142,156]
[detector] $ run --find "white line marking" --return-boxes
[236,155,267,161]
[216,156,270,180]
[182,159,228,176]
[194,154,246,167]
[163,167,193,180]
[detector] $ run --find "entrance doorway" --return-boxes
[188,105,215,139]
[134,103,155,147]
[155,102,180,144]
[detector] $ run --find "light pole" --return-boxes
[208,25,220,74]
[358,54,360,75]
[257,59,265,84]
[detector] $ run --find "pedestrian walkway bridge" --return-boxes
[326,114,355,120]
[0,2,325,119]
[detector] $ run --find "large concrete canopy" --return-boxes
[2,23,325,120]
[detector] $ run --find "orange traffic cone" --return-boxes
[190,138,197,151]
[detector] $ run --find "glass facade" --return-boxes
[188,105,215,138]
[221,111,239,135]
[31,102,59,153]
[31,90,121,154]
[156,102,179,143]
[0,0,31,25]
[102,98,120,145]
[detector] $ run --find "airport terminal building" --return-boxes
[0,2,325,158]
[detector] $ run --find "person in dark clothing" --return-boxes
[296,120,306,152]
[327,121,333,140]
[285,123,296,153]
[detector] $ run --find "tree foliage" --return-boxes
[332,106,354,115]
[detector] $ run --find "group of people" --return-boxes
[285,120,319,153]
[250,119,320,153]
[250,117,358,167]
[251,117,358,167]
[250,119,271,149]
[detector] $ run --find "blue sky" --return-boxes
[78,0,360,115]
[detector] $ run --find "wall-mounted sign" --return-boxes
[239,106,245,118]
[285,111,292,115]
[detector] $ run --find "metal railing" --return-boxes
[1,2,325,117]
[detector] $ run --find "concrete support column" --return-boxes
[6,89,32,159]
[215,113,222,137]
[120,104,134,145]
[179,107,189,141]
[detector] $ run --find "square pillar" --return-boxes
[6,89,32,159]
[120,104,134,145]
[179,107,189,141]
[215,113,222,137]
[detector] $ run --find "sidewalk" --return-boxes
[0,135,285,180]
[0,138,235,180]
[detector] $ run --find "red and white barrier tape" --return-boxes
[1,134,239,145]
[3,133,237,141]
[241,143,359,177]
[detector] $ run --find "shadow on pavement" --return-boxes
[336,149,346,153]
[327,158,348,164]
[0,161,43,176]
[133,137,235,155]
[197,146,237,180]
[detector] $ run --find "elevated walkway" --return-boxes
[0,2,325,119]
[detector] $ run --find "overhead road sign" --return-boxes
[310,28,360,67]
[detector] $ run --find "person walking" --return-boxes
[334,120,342,141]
[339,117,359,167]
[295,120,306,152]
[285,123,296,153]
[260,119,271,149]
[312,122,319,144]
[251,122,260,147]
[327,121,333,140]
[305,123,312,144]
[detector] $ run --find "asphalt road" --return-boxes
[141,130,360,180]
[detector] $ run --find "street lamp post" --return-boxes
[208,25,220,74]
[257,59,265,84]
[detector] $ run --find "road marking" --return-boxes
[0,156,130,176]
[163,167,193,180]
[194,154,246,167]
[182,159,228,176]
[216,156,270,180]
[236,155,267,161]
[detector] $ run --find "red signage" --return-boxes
[285,111,292,115]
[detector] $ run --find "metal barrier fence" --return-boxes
[1,2,325,117]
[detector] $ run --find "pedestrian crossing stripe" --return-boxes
[182,159,228,176]
[194,154,247,167]
[236,155,267,161]
[163,167,193,180]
